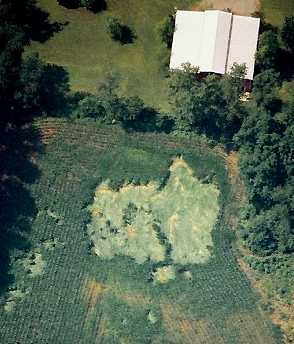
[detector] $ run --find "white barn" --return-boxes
[169,10,260,80]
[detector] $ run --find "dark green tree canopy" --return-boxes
[106,17,136,44]
[255,30,280,71]
[281,15,294,51]
[158,14,175,48]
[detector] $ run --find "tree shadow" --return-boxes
[122,106,174,133]
[87,0,107,13]
[57,0,107,13]
[276,49,294,81]
[0,123,42,295]
[119,25,136,44]
[27,4,69,43]
[40,64,71,116]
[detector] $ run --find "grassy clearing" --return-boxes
[28,0,194,111]
[0,118,279,344]
[261,0,294,26]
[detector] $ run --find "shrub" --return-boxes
[75,95,106,120]
[106,17,135,44]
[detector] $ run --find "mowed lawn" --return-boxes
[29,0,294,110]
[261,0,294,26]
[28,0,195,111]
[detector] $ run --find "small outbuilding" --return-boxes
[169,10,260,81]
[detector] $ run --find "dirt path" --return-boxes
[191,0,260,16]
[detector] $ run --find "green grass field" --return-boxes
[28,0,294,112]
[261,0,294,26]
[28,0,195,111]
[0,118,279,344]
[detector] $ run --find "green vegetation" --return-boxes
[261,0,294,26]
[57,0,107,13]
[1,0,294,342]
[106,17,136,44]
[0,119,278,343]
[88,157,219,266]
[158,14,175,48]
[27,0,194,111]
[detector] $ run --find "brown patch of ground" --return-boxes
[160,302,198,344]
[226,311,277,344]
[214,147,246,227]
[83,277,108,318]
[83,276,151,310]
[271,298,294,344]
[39,126,58,144]
[225,151,239,186]
[160,301,225,344]
[115,289,151,306]
[238,257,294,344]
[190,0,260,16]
[237,258,266,297]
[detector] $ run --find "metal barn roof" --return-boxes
[169,10,260,80]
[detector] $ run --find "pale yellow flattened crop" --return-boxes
[87,157,220,270]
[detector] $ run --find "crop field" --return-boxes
[0,118,279,344]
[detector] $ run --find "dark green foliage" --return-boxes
[75,95,105,119]
[57,0,81,9]
[0,24,25,118]
[256,30,280,71]
[281,15,294,51]
[16,54,70,116]
[82,0,107,12]
[106,17,136,44]
[15,53,44,113]
[245,255,289,274]
[0,0,65,43]
[40,64,70,115]
[58,0,107,12]
[240,207,279,255]
[235,82,294,256]
[168,63,246,142]
[251,69,281,112]
[0,0,65,121]
[158,14,175,48]
[121,96,159,132]
[74,74,162,131]
[122,202,138,225]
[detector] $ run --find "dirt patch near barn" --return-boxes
[191,0,260,16]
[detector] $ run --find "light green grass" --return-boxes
[88,157,219,266]
[0,118,279,344]
[261,0,294,26]
[29,0,194,111]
